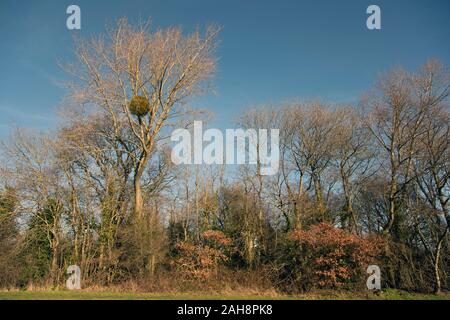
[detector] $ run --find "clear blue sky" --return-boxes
[0,0,449,137]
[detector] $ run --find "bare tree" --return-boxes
[285,103,339,222]
[237,107,280,263]
[58,109,136,281]
[1,130,65,285]
[333,106,375,234]
[364,60,450,238]
[66,18,218,218]
[413,100,449,293]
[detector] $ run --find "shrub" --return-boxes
[202,230,232,248]
[284,223,384,291]
[170,230,232,281]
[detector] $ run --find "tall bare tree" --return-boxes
[66,18,218,218]
[333,107,375,233]
[364,60,450,238]
[413,100,449,293]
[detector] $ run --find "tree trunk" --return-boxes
[385,173,397,235]
[134,152,149,218]
[312,172,325,216]
[134,175,143,218]
[433,231,447,294]
[50,239,59,286]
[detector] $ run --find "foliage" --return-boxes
[284,223,385,290]
[170,231,232,281]
[129,95,150,117]
[17,200,58,286]
[0,188,19,287]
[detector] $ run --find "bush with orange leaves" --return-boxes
[170,230,233,281]
[202,230,233,249]
[284,223,384,291]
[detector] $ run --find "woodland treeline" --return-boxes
[0,19,448,294]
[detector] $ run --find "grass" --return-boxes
[0,289,448,300]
